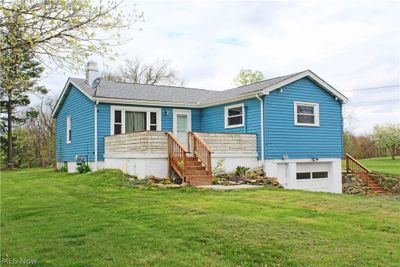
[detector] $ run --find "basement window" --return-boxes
[224,103,244,128]
[294,102,319,126]
[296,171,329,180]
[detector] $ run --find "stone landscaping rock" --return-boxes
[393,182,400,194]
[342,174,371,195]
[212,168,282,188]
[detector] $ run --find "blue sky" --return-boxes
[42,0,400,134]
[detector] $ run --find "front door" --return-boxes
[173,109,192,148]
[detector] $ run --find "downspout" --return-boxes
[94,100,99,169]
[93,80,99,170]
[256,93,265,167]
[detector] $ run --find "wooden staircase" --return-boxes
[345,153,386,194]
[166,132,213,186]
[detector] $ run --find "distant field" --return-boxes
[342,157,400,176]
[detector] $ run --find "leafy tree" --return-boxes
[0,10,47,169]
[102,58,182,85]
[373,123,400,160]
[0,0,143,69]
[0,96,57,169]
[1,0,141,168]
[233,69,265,86]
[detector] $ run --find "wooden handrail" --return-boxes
[345,153,370,186]
[189,132,212,175]
[165,132,188,181]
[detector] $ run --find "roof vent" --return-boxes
[85,61,99,85]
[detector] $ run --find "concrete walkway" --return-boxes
[196,184,263,190]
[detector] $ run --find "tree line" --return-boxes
[344,124,400,159]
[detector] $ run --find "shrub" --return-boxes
[234,166,250,178]
[212,159,226,177]
[77,164,91,174]
[60,165,68,172]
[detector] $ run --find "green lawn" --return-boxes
[1,169,400,266]
[342,157,400,176]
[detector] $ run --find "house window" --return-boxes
[111,106,161,135]
[114,110,122,134]
[296,172,311,180]
[125,111,146,133]
[150,112,157,131]
[312,171,328,179]
[296,171,329,180]
[224,103,244,128]
[294,102,319,126]
[66,115,72,143]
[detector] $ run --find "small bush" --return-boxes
[212,159,226,177]
[60,165,68,172]
[234,166,250,178]
[77,164,91,174]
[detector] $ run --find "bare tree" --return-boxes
[24,96,57,167]
[102,58,182,85]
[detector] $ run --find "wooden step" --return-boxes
[186,169,209,175]
[185,161,202,166]
[186,165,206,171]
[185,174,213,186]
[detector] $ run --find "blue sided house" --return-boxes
[53,61,348,193]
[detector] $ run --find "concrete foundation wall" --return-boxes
[264,158,342,193]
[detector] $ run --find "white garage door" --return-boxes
[296,162,331,191]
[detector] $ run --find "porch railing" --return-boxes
[189,132,212,175]
[345,153,371,186]
[166,132,188,180]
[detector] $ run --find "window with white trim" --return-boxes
[114,110,122,134]
[150,112,157,131]
[111,106,161,135]
[224,103,244,128]
[296,171,328,180]
[294,102,319,126]
[66,115,72,143]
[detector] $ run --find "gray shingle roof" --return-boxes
[70,70,305,105]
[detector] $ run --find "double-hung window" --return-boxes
[224,103,244,128]
[66,115,72,143]
[111,106,161,135]
[294,102,319,126]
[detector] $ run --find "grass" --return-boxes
[342,157,400,176]
[1,168,400,266]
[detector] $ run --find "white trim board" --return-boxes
[262,70,348,102]
[52,79,94,117]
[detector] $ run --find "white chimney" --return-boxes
[85,61,99,86]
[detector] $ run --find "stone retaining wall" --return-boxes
[194,132,257,155]
[105,131,167,157]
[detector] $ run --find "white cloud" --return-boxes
[41,0,400,134]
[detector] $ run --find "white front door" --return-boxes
[173,109,192,148]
